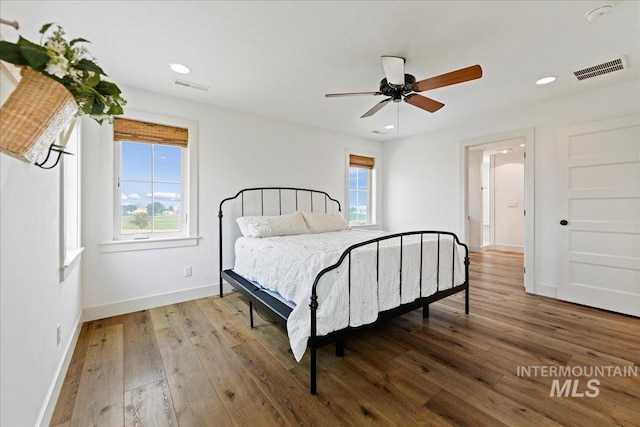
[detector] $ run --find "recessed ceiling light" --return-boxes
[520,143,525,147]
[384,124,395,130]
[170,63,191,74]
[536,76,556,85]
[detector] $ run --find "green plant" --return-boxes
[0,23,126,124]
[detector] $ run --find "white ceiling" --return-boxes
[2,1,639,141]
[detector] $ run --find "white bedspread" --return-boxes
[233,229,465,361]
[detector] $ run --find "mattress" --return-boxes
[233,229,465,361]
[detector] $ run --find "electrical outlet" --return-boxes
[56,324,61,346]
[184,266,192,277]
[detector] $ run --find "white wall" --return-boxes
[1,71,83,426]
[81,86,382,319]
[493,151,524,252]
[383,79,640,296]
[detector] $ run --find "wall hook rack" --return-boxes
[33,117,77,169]
[34,143,73,169]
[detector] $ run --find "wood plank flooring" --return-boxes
[51,251,640,426]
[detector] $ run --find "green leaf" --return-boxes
[96,80,121,96]
[76,58,106,76]
[91,97,105,115]
[84,71,100,87]
[0,41,29,65]
[39,23,54,34]
[79,95,94,115]
[69,37,90,46]
[20,46,50,70]
[76,85,103,100]
[108,103,124,116]
[16,36,44,51]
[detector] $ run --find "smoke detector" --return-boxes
[585,3,614,22]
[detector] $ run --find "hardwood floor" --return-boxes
[51,251,640,426]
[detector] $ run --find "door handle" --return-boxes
[560,219,569,226]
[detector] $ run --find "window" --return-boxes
[348,154,374,225]
[113,117,193,241]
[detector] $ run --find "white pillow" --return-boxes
[236,211,310,238]
[235,216,252,236]
[302,211,349,233]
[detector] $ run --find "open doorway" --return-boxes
[460,128,535,293]
[469,138,525,253]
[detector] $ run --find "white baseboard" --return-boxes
[534,282,558,299]
[36,312,83,427]
[82,282,233,322]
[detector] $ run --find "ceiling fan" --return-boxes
[325,56,483,118]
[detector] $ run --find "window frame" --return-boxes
[346,150,378,226]
[101,110,199,252]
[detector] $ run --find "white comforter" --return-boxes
[233,229,465,361]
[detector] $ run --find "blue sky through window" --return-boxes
[120,142,182,213]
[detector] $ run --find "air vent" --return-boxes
[573,57,627,81]
[371,130,388,135]
[173,79,209,91]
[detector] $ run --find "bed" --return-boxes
[218,187,469,394]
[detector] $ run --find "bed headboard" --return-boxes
[218,187,342,297]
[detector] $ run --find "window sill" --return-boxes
[99,236,200,253]
[60,247,84,281]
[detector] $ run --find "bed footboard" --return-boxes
[308,231,469,394]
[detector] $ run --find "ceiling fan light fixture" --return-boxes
[536,76,556,85]
[381,56,406,86]
[170,63,191,74]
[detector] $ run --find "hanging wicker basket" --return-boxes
[0,67,78,163]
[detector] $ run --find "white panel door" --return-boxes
[557,115,640,316]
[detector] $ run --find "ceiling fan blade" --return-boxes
[413,64,483,92]
[325,91,382,97]
[405,93,444,113]
[381,56,405,86]
[361,98,392,118]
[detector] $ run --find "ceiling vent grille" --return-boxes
[573,57,627,81]
[173,79,209,91]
